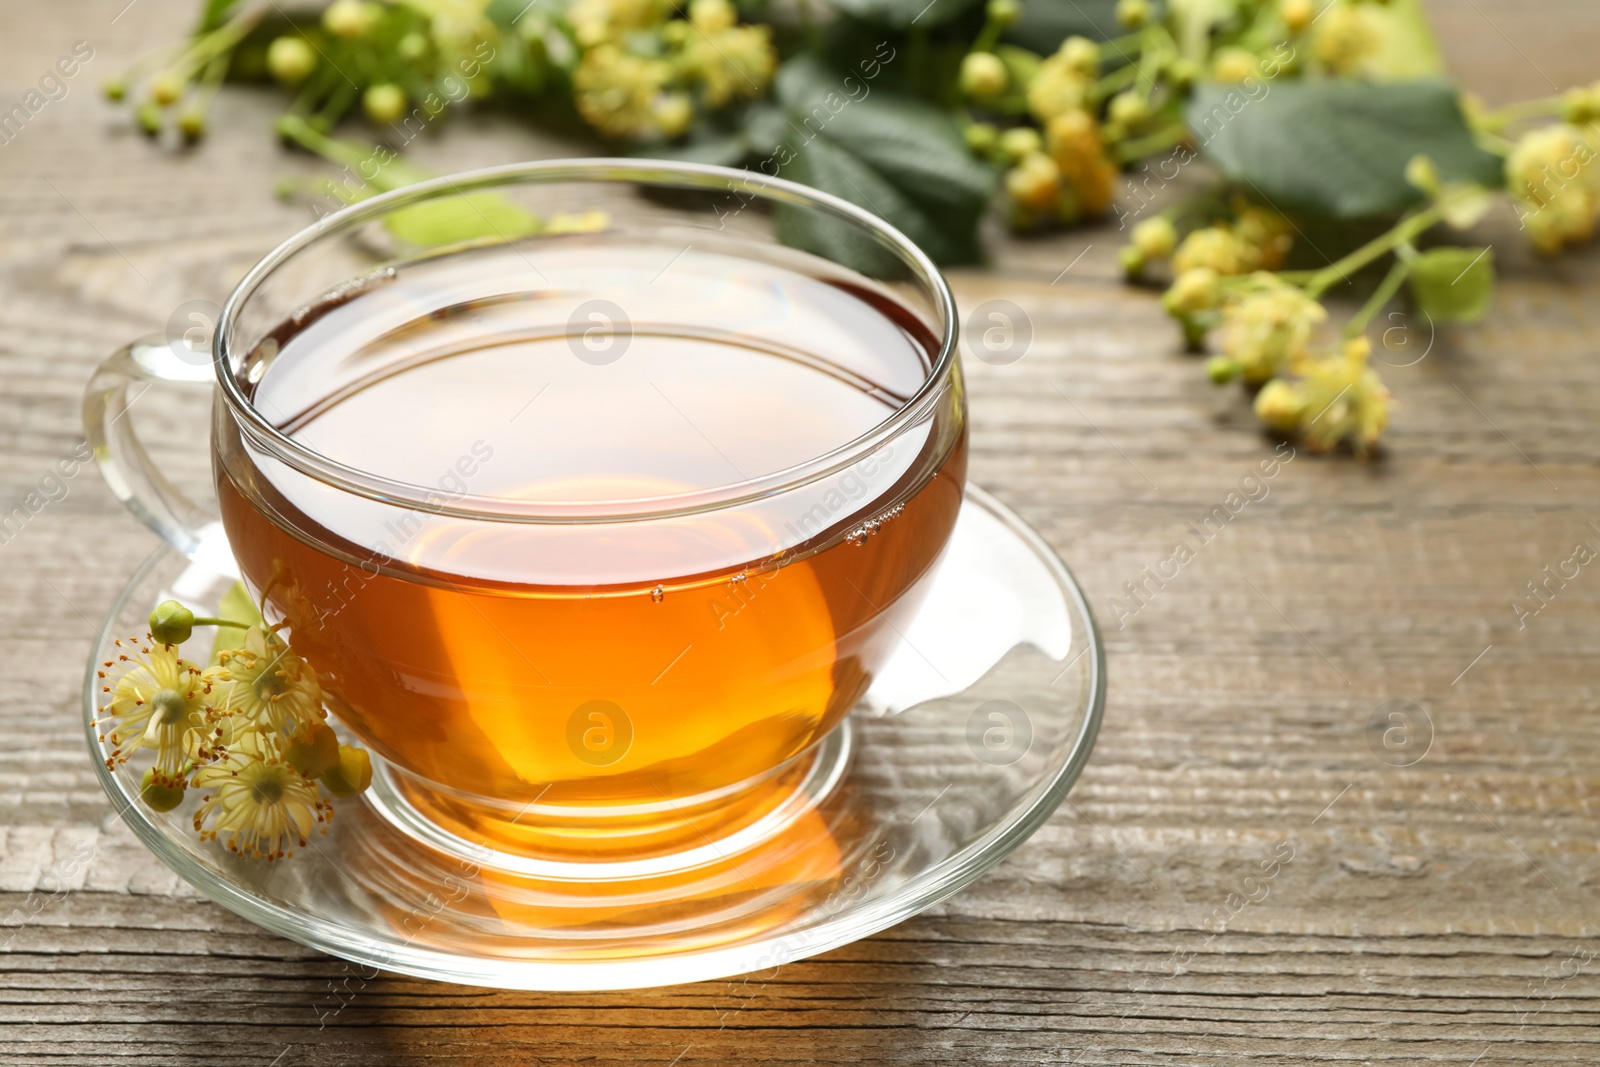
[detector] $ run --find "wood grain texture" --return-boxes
[3,1,1600,1063]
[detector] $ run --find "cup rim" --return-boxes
[215,157,959,525]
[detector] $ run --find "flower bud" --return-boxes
[1166,57,1199,88]
[998,125,1042,163]
[149,70,184,107]
[1562,86,1600,126]
[140,767,187,812]
[988,0,1022,28]
[363,83,407,125]
[651,92,694,139]
[1314,5,1377,76]
[102,79,126,102]
[1212,47,1258,84]
[322,745,373,796]
[1059,36,1099,79]
[1116,0,1151,28]
[1254,379,1306,432]
[1206,355,1240,384]
[964,121,999,155]
[960,52,1009,100]
[267,36,317,86]
[1404,153,1441,197]
[1163,267,1220,315]
[323,0,378,41]
[1119,244,1145,279]
[1006,152,1063,212]
[178,108,205,142]
[149,601,195,646]
[1132,216,1177,259]
[1279,0,1314,33]
[137,102,163,136]
[1108,91,1148,128]
[397,32,430,62]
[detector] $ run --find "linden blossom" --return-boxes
[1106,442,1296,630]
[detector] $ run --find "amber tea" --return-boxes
[216,236,966,857]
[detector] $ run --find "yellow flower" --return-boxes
[1044,109,1118,217]
[1027,53,1091,123]
[1174,211,1294,277]
[1132,217,1177,259]
[567,0,670,46]
[688,0,736,34]
[573,46,673,138]
[1314,4,1378,77]
[210,627,325,735]
[1220,274,1327,383]
[1162,267,1221,315]
[95,637,210,773]
[193,730,331,860]
[682,24,777,109]
[1507,124,1600,254]
[1276,336,1392,454]
[1005,151,1062,213]
[1254,378,1306,432]
[1174,225,1248,276]
[1233,206,1294,271]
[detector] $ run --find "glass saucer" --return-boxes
[82,486,1104,990]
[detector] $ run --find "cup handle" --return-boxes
[82,335,218,558]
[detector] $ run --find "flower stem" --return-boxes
[1303,205,1443,300]
[1342,254,1414,339]
[191,616,250,629]
[1097,32,1145,60]
[1114,122,1188,163]
[971,13,1006,54]
[1477,95,1565,132]
[1094,61,1140,101]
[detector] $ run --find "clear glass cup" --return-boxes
[85,159,967,870]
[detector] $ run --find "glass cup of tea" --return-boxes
[84,160,966,870]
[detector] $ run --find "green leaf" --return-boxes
[210,581,264,663]
[827,0,984,30]
[1407,246,1493,323]
[1188,78,1503,219]
[770,56,995,269]
[383,192,542,248]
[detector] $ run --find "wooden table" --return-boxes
[4,1,1598,1062]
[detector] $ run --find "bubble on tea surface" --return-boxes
[567,699,633,767]
[651,584,664,603]
[966,699,1034,766]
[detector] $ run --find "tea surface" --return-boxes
[219,238,965,848]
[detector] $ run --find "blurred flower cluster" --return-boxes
[570,0,774,140]
[107,0,773,147]
[102,0,1600,459]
